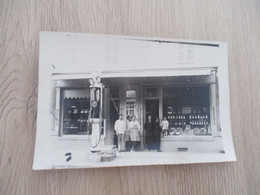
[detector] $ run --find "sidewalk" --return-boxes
[51,150,228,169]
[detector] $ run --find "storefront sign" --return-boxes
[126,90,136,98]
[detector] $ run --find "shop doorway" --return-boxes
[145,99,159,120]
[110,100,119,147]
[145,99,159,150]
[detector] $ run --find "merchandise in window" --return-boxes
[163,86,211,136]
[62,97,91,135]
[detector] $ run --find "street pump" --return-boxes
[88,75,117,161]
[88,75,104,152]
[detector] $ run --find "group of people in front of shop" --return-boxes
[114,114,169,152]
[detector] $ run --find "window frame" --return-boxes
[59,87,91,136]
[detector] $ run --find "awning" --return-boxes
[51,66,217,80]
[63,89,90,98]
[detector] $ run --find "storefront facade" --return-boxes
[52,66,223,153]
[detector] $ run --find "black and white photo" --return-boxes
[33,32,236,169]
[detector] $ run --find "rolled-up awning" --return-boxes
[51,66,217,80]
[63,89,90,98]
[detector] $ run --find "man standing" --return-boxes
[114,114,126,152]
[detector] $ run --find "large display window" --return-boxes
[163,85,211,136]
[62,97,91,135]
[59,88,106,136]
[60,89,91,135]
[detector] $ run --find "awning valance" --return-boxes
[51,67,217,80]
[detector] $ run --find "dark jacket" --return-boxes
[154,121,161,137]
[144,121,154,137]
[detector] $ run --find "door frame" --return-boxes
[143,86,162,148]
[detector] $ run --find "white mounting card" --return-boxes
[33,32,236,170]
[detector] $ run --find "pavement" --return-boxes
[51,150,230,169]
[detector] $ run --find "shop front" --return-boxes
[52,66,223,153]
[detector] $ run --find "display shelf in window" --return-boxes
[162,86,211,136]
[62,97,92,135]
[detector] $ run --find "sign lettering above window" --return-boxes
[126,90,136,98]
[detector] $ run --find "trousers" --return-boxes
[117,134,126,151]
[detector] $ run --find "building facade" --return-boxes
[51,66,223,153]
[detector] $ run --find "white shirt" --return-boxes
[128,121,140,130]
[161,120,169,130]
[114,120,126,134]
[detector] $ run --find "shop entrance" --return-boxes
[145,99,159,120]
[108,88,120,147]
[145,99,159,150]
[110,100,119,147]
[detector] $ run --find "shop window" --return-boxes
[61,89,92,135]
[126,90,136,116]
[163,86,211,136]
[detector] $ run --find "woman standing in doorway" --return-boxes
[129,115,141,152]
[154,117,162,152]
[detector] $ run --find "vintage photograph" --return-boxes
[33,32,236,169]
